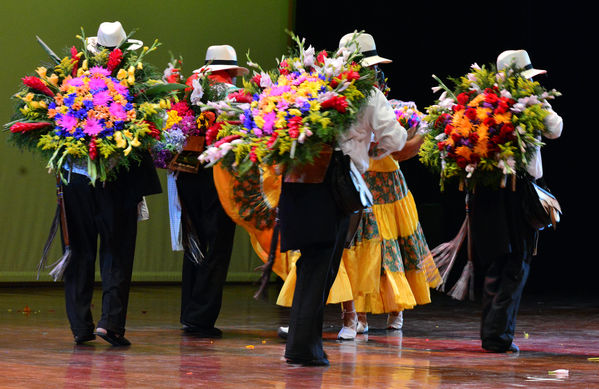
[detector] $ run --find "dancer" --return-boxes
[176,45,248,337]
[335,33,441,340]
[280,32,409,366]
[62,22,162,346]
[471,50,562,353]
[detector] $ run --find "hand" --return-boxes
[392,134,424,162]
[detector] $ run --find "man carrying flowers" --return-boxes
[5,21,167,346]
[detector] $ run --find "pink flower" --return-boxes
[109,102,127,120]
[83,117,103,136]
[262,111,276,133]
[89,66,111,76]
[93,91,112,107]
[88,77,107,91]
[57,114,78,132]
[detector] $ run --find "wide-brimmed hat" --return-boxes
[193,45,249,76]
[496,49,546,79]
[86,21,143,53]
[339,32,391,67]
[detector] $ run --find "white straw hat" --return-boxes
[496,49,546,79]
[339,32,391,67]
[86,21,143,53]
[193,45,249,76]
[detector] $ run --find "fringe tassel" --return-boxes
[447,260,475,301]
[181,207,204,265]
[36,204,61,280]
[432,216,468,291]
[253,218,279,300]
[47,246,72,281]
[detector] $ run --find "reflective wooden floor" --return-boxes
[1,284,598,388]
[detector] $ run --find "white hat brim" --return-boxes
[362,55,392,67]
[521,68,547,79]
[193,64,249,76]
[86,37,144,54]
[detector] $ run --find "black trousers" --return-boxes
[62,173,139,337]
[480,252,531,351]
[176,168,236,329]
[280,158,350,363]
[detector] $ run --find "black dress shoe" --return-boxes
[74,333,96,345]
[483,342,520,353]
[507,343,520,353]
[182,324,223,338]
[95,330,131,346]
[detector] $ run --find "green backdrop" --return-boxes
[0,0,294,282]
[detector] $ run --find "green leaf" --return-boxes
[144,83,187,97]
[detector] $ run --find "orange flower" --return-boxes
[455,145,473,161]
[494,111,512,124]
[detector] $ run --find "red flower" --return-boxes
[146,121,161,140]
[266,132,278,148]
[321,95,348,113]
[288,116,302,138]
[70,46,81,76]
[22,76,54,97]
[172,101,192,117]
[251,74,262,85]
[452,104,464,113]
[457,92,470,105]
[213,134,241,148]
[483,116,496,127]
[494,100,509,114]
[456,156,468,168]
[249,147,258,163]
[106,48,123,73]
[465,107,478,121]
[499,123,515,138]
[484,92,498,104]
[228,90,253,103]
[444,124,454,135]
[9,121,52,133]
[279,59,289,75]
[316,50,328,65]
[88,137,97,160]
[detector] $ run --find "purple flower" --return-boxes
[89,66,111,76]
[88,77,107,91]
[57,114,78,132]
[93,91,112,107]
[109,102,127,120]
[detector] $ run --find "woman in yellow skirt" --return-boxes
[337,148,442,339]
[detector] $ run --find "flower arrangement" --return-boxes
[389,99,428,133]
[198,32,376,175]
[151,57,229,168]
[419,63,561,190]
[4,29,181,184]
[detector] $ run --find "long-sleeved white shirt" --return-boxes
[338,88,407,174]
[527,103,563,179]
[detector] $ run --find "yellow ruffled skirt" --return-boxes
[276,156,441,311]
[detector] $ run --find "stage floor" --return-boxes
[0,284,598,388]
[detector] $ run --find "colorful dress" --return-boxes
[276,155,441,310]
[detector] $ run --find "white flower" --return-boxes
[496,72,506,82]
[471,62,481,70]
[439,97,455,110]
[303,45,315,68]
[190,78,204,105]
[500,89,512,99]
[431,86,442,93]
[259,72,273,88]
[465,164,476,178]
[511,103,526,113]
[435,133,447,141]
[467,73,477,82]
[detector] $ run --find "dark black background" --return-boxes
[294,1,595,295]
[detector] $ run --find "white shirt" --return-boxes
[338,88,407,173]
[527,104,563,179]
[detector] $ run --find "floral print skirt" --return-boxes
[276,156,441,312]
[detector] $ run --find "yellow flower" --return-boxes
[123,130,133,139]
[48,74,59,86]
[127,75,135,85]
[82,59,88,70]
[114,131,127,148]
[288,108,302,116]
[128,66,135,77]
[23,93,34,102]
[137,62,143,70]
[131,136,141,147]
[123,144,132,156]
[117,69,128,80]
[36,67,47,78]
[77,68,84,77]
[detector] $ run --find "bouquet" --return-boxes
[151,57,229,169]
[198,32,376,175]
[389,99,428,134]
[4,28,181,184]
[419,63,561,190]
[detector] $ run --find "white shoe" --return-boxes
[387,311,403,330]
[278,326,288,339]
[356,321,369,334]
[337,325,357,340]
[338,310,357,340]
